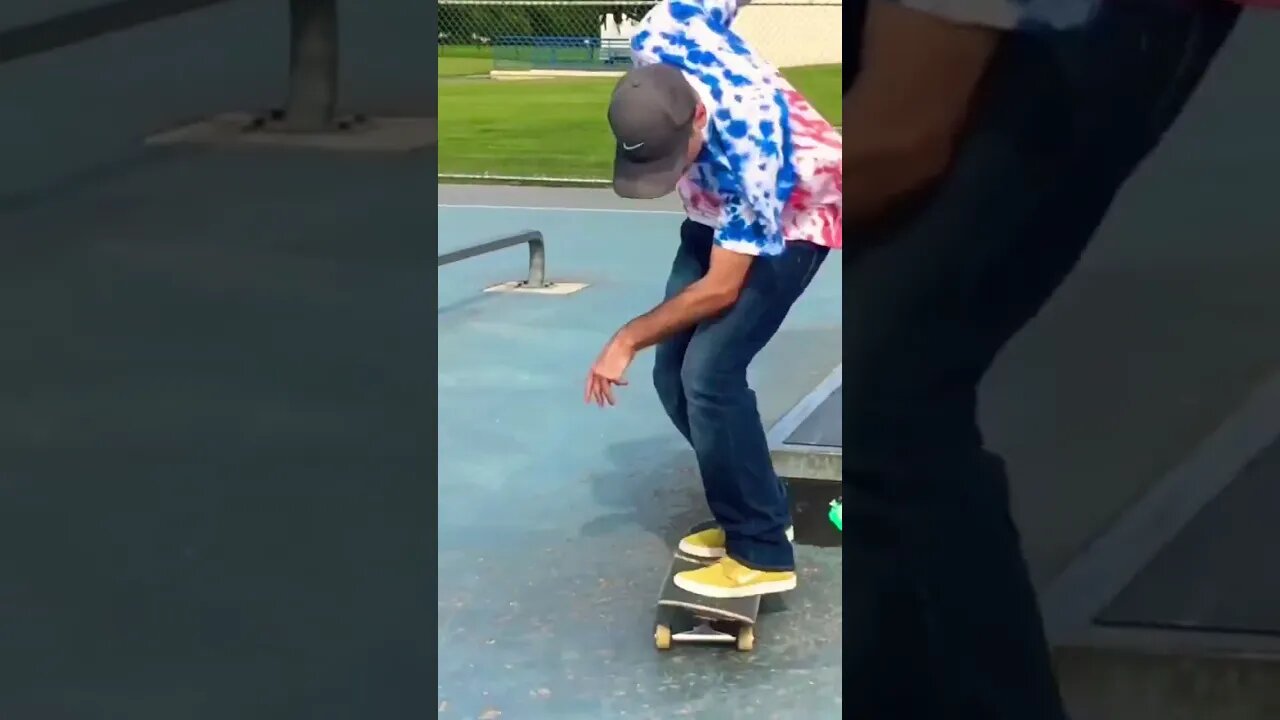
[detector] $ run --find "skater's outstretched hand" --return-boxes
[585,333,635,407]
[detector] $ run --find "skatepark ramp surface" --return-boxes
[0,145,432,718]
[438,189,844,718]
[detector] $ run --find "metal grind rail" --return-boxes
[437,229,547,289]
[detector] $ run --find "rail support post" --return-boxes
[282,0,340,132]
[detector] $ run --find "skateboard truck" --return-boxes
[655,542,761,652]
[656,617,755,652]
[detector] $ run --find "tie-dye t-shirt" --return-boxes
[630,0,842,257]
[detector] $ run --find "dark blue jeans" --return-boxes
[843,0,1241,718]
[653,219,828,572]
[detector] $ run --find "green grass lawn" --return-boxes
[439,64,842,180]
[440,56,495,77]
[439,46,496,78]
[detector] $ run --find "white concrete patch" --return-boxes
[482,281,590,295]
[145,113,435,152]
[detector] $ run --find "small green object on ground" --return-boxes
[828,499,841,532]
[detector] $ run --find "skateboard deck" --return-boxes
[654,552,761,651]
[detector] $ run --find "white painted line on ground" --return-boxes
[439,203,685,215]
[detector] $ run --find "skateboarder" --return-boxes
[837,1,1243,718]
[583,0,841,599]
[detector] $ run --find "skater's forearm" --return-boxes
[616,280,738,352]
[844,0,1001,224]
[618,245,754,351]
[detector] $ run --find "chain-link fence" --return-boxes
[440,1,653,74]
[439,0,841,75]
[438,0,842,183]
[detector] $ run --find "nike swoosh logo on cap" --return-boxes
[622,142,645,151]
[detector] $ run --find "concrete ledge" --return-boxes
[1042,367,1280,648]
[1057,646,1280,720]
[767,364,842,546]
[768,364,842,482]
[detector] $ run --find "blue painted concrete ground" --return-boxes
[0,148,434,719]
[437,192,844,718]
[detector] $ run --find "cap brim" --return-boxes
[612,143,688,200]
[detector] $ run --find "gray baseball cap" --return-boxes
[607,64,699,199]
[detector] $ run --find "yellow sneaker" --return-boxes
[673,556,797,598]
[677,526,795,560]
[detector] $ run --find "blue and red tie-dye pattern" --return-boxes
[629,0,842,257]
[627,0,1101,255]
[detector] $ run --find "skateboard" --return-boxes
[654,552,761,652]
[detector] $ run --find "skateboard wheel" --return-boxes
[654,624,672,650]
[736,626,754,652]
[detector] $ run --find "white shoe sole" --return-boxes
[676,526,796,560]
[672,573,797,599]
